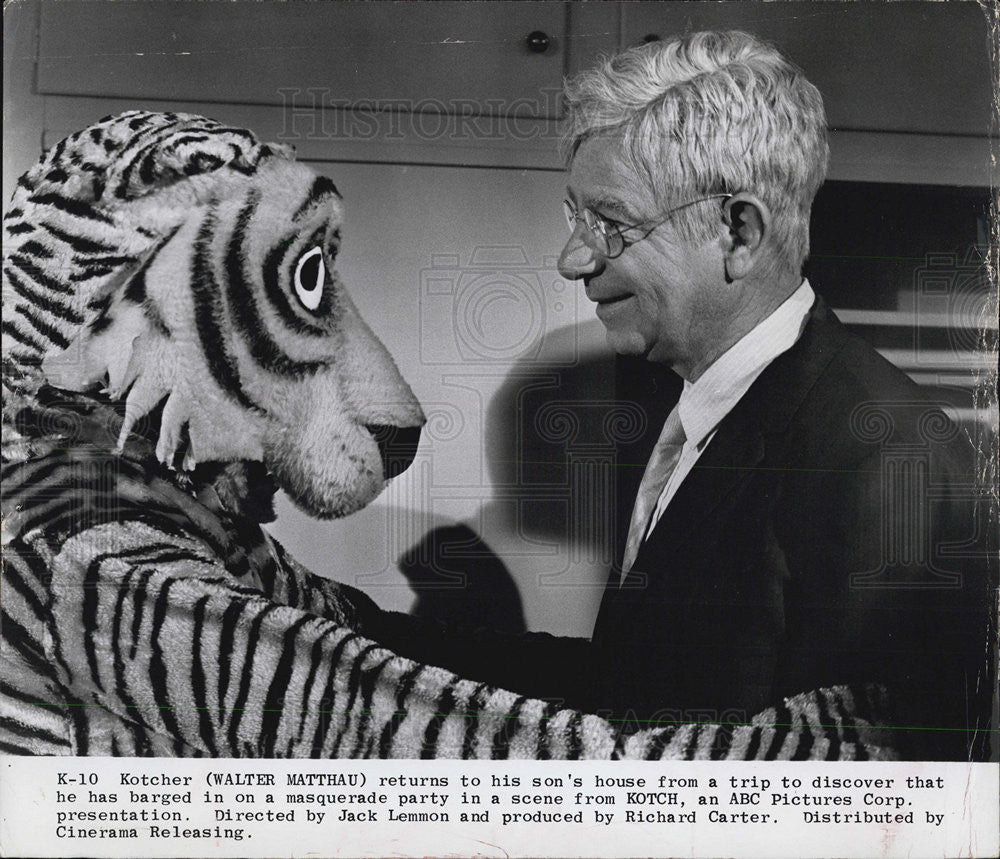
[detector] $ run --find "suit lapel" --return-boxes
[594,296,850,640]
[595,405,766,637]
[641,412,765,567]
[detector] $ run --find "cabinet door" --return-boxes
[621,1,991,136]
[37,0,567,118]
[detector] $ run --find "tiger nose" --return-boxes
[365,424,422,479]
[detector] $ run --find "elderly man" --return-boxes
[370,31,991,760]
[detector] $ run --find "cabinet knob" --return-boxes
[526,30,551,54]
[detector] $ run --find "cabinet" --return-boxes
[38,0,568,118]
[36,1,993,134]
[621,1,992,136]
[8,2,992,184]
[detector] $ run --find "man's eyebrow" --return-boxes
[585,196,637,221]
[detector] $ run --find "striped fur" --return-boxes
[1,112,900,759]
[4,111,424,519]
[1,442,897,759]
[3,112,280,421]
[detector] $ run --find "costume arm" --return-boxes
[40,520,903,760]
[42,521,602,758]
[255,530,595,709]
[358,607,594,711]
[326,591,904,760]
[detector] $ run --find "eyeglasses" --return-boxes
[563,194,731,259]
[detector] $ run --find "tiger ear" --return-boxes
[110,135,294,200]
[41,302,149,396]
[41,300,172,452]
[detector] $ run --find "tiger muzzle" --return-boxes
[365,424,421,479]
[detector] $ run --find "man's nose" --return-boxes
[557,229,603,281]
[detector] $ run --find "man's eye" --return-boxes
[595,213,622,233]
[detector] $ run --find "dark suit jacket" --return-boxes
[366,298,994,760]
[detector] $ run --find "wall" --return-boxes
[3,0,994,637]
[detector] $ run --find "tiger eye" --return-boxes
[294,247,325,311]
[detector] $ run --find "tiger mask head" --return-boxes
[3,111,425,519]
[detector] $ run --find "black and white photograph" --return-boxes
[2,1,997,856]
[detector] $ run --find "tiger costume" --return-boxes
[2,111,898,759]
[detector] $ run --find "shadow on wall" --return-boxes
[397,323,637,634]
[399,523,527,633]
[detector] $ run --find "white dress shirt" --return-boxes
[642,279,815,540]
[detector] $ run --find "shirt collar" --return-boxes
[677,279,815,449]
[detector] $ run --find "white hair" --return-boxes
[563,31,829,269]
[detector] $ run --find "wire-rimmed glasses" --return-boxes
[563,194,732,259]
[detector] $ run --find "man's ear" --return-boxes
[722,193,770,282]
